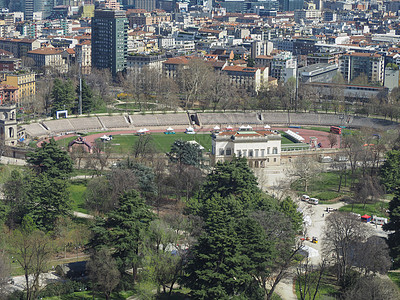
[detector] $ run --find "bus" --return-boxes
[330,126,341,134]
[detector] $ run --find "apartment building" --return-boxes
[339,52,384,84]
[75,41,91,74]
[221,65,269,93]
[2,73,35,103]
[270,51,297,82]
[27,48,68,74]
[0,38,41,58]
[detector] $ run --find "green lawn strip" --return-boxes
[69,182,88,214]
[339,201,389,217]
[106,132,212,154]
[388,271,400,290]
[295,271,340,300]
[43,290,135,300]
[292,171,351,201]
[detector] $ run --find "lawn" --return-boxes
[42,290,135,300]
[280,133,296,144]
[388,271,400,290]
[103,132,213,154]
[295,268,340,300]
[339,201,389,218]
[69,181,88,214]
[292,171,351,202]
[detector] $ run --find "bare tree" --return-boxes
[323,212,370,285]
[352,174,384,209]
[330,161,348,192]
[132,134,157,161]
[296,257,327,300]
[328,133,338,148]
[87,249,120,300]
[178,59,212,109]
[288,156,320,192]
[10,225,53,300]
[0,253,10,298]
[343,275,400,300]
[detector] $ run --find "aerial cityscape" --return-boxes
[0,0,399,299]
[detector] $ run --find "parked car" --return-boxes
[308,198,319,205]
[301,195,310,202]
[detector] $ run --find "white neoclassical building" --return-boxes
[211,126,281,168]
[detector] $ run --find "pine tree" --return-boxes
[51,78,76,116]
[384,188,400,268]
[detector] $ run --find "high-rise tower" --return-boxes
[91,9,128,76]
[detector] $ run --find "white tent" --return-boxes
[226,125,233,130]
[213,125,220,130]
[245,125,253,129]
[299,245,319,258]
[143,128,149,132]
[264,124,271,129]
[137,129,145,133]
[303,215,312,227]
[166,127,174,131]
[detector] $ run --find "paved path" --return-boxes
[0,156,26,166]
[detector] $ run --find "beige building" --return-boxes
[75,41,91,74]
[27,48,68,74]
[3,72,35,103]
[211,127,282,168]
[221,65,269,93]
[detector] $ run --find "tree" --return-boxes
[343,275,400,300]
[279,197,303,232]
[167,139,203,168]
[10,216,53,300]
[88,190,155,283]
[131,134,157,161]
[77,78,94,113]
[2,169,30,228]
[380,149,400,193]
[178,59,212,109]
[296,258,327,300]
[0,253,10,299]
[50,78,76,116]
[352,174,384,209]
[328,133,338,148]
[87,249,120,300]
[288,156,320,192]
[27,138,73,179]
[323,212,370,285]
[330,161,348,192]
[384,188,400,268]
[206,71,235,111]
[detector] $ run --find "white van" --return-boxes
[308,198,319,205]
[301,195,310,202]
[372,216,387,225]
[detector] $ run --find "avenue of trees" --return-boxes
[22,59,400,122]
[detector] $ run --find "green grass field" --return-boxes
[388,271,400,290]
[104,132,213,154]
[42,290,135,300]
[292,171,350,202]
[295,269,340,300]
[339,201,389,218]
[69,181,88,214]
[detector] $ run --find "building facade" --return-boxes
[270,51,297,82]
[211,128,282,168]
[2,73,35,103]
[91,9,128,75]
[75,40,91,74]
[339,52,384,84]
[27,48,68,74]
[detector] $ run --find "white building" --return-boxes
[211,127,281,168]
[270,51,297,82]
[339,52,384,84]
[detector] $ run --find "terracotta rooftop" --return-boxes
[28,48,63,55]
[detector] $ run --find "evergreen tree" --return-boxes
[279,197,303,232]
[380,150,400,193]
[167,139,203,167]
[51,78,76,116]
[27,138,73,179]
[384,188,400,268]
[88,190,155,282]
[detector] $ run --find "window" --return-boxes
[261,149,265,157]
[249,150,253,157]
[226,148,232,156]
[273,148,278,154]
[255,149,259,157]
[243,150,247,157]
[274,158,277,162]
[219,148,224,155]
[237,150,241,156]
[267,148,270,154]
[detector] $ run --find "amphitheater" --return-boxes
[23,111,400,138]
